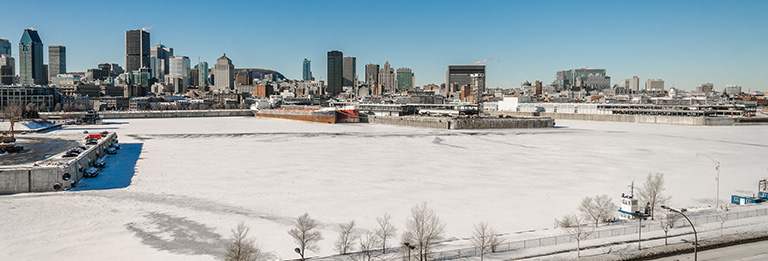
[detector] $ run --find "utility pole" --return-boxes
[697,153,721,208]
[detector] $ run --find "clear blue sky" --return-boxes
[2,0,766,91]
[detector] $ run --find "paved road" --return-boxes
[651,241,768,261]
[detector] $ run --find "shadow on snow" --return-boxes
[70,143,142,191]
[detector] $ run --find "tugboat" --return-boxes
[618,182,650,219]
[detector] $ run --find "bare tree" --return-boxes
[559,214,593,258]
[471,222,496,261]
[658,211,680,245]
[375,213,397,254]
[288,213,324,260]
[334,220,357,255]
[716,206,729,236]
[357,231,381,261]
[405,202,446,261]
[638,173,670,220]
[578,194,618,227]
[225,222,262,261]
[489,228,505,253]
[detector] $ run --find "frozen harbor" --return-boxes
[1,117,767,260]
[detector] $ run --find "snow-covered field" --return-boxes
[1,117,767,260]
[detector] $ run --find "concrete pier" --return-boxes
[368,115,555,129]
[40,109,252,120]
[494,111,768,126]
[0,132,118,194]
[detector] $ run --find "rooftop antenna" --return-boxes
[628,181,635,198]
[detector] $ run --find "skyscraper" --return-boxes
[327,50,343,95]
[48,45,66,82]
[0,38,11,56]
[214,53,234,91]
[365,64,379,86]
[446,65,486,92]
[125,29,150,73]
[150,44,173,80]
[342,56,356,87]
[169,56,190,92]
[302,59,311,81]
[378,61,396,93]
[198,61,209,87]
[0,54,15,85]
[396,68,414,90]
[19,28,44,85]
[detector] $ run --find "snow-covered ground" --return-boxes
[0,120,56,131]
[1,117,767,260]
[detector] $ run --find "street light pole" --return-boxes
[403,242,415,261]
[697,153,721,209]
[662,205,697,261]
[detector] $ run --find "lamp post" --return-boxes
[294,247,304,261]
[697,153,721,209]
[403,242,415,261]
[662,205,697,261]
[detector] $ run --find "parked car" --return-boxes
[86,138,98,145]
[100,131,109,137]
[110,143,121,150]
[94,158,106,168]
[83,130,89,134]
[84,167,99,178]
[107,147,117,154]
[62,151,79,158]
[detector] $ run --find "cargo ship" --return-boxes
[251,105,359,124]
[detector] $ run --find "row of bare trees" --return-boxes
[226,202,506,261]
[1,103,47,119]
[228,172,723,260]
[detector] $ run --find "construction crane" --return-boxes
[1,117,19,143]
[1,117,23,153]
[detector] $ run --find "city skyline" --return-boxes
[0,0,766,91]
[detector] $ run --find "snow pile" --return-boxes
[0,120,55,131]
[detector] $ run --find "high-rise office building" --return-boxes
[125,29,150,73]
[365,63,379,86]
[554,67,610,91]
[19,28,44,85]
[396,68,414,90]
[302,59,311,81]
[214,53,234,91]
[446,65,486,93]
[378,61,396,93]
[343,56,356,87]
[169,56,190,79]
[0,54,15,85]
[48,45,66,82]
[628,76,639,91]
[150,44,173,80]
[198,61,209,87]
[0,38,11,56]
[327,50,343,95]
[645,79,664,91]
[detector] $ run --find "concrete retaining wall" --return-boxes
[368,115,451,129]
[496,111,751,126]
[368,115,554,129]
[0,132,118,194]
[451,117,555,129]
[41,110,251,119]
